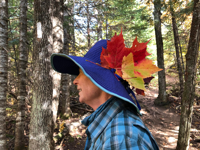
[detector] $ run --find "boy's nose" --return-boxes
[73,77,78,85]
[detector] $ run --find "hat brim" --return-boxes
[51,53,140,114]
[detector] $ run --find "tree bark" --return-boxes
[170,1,184,97]
[153,0,168,105]
[15,0,28,149]
[0,0,8,149]
[59,74,71,115]
[51,0,63,125]
[106,17,108,39]
[87,0,91,49]
[59,4,71,116]
[71,1,75,55]
[29,0,54,149]
[176,0,200,149]
[97,6,102,41]
[105,2,108,39]
[68,0,76,95]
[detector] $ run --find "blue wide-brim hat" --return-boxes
[51,40,140,114]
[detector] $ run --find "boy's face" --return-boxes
[73,69,103,106]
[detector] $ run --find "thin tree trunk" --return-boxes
[69,0,76,95]
[176,0,200,149]
[72,1,75,54]
[87,0,91,48]
[153,0,168,105]
[97,7,102,41]
[59,75,71,115]
[0,0,8,149]
[105,1,108,40]
[106,17,108,39]
[15,0,28,149]
[59,4,71,116]
[170,1,184,97]
[179,40,185,78]
[51,0,63,125]
[29,0,54,149]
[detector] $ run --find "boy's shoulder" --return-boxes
[93,108,159,150]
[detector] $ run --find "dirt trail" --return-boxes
[138,87,199,150]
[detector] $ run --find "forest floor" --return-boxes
[6,72,200,150]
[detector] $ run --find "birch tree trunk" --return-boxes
[0,0,8,149]
[176,0,200,149]
[14,0,28,149]
[29,0,54,149]
[153,0,168,105]
[51,0,63,124]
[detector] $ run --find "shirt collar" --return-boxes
[82,97,125,142]
[82,96,114,126]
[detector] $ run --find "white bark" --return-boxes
[29,0,54,149]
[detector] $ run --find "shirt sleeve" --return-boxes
[102,135,155,150]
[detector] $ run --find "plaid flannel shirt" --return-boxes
[82,97,159,150]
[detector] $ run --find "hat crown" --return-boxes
[84,40,107,64]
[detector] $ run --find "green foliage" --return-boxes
[76,135,82,139]
[161,0,193,68]
[61,113,71,120]
[6,108,12,111]
[6,134,15,138]
[7,0,34,98]
[72,0,156,59]
[105,0,153,39]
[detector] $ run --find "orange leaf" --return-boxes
[133,59,162,78]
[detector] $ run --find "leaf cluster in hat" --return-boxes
[100,30,162,95]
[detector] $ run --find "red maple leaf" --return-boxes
[124,37,150,65]
[136,89,145,96]
[100,31,151,77]
[144,76,154,84]
[100,47,109,68]
[100,30,129,75]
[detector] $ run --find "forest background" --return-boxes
[0,0,199,150]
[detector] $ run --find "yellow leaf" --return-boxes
[121,53,162,90]
[122,53,145,90]
[128,77,145,90]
